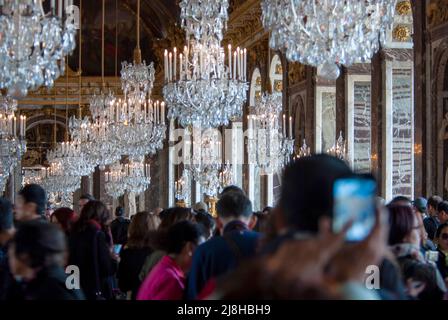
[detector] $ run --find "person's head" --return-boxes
[427,196,443,217]
[387,205,421,247]
[165,220,205,272]
[437,201,448,224]
[15,184,47,222]
[192,202,208,214]
[158,207,195,231]
[8,220,66,282]
[50,207,76,234]
[194,210,216,240]
[401,259,443,300]
[0,197,14,245]
[413,197,427,215]
[278,154,352,234]
[73,200,110,232]
[218,185,245,199]
[389,196,412,207]
[216,192,252,227]
[127,211,160,248]
[78,194,94,213]
[115,206,125,218]
[435,223,448,252]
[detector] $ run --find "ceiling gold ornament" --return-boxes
[274,80,283,92]
[396,1,412,15]
[256,77,262,86]
[288,62,307,85]
[392,25,411,42]
[428,0,448,28]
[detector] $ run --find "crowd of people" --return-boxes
[0,154,448,300]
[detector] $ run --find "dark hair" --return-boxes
[79,194,95,201]
[218,185,245,199]
[72,200,110,232]
[435,222,448,239]
[127,211,160,248]
[0,197,13,231]
[195,211,216,239]
[279,154,352,233]
[51,207,76,234]
[12,220,66,268]
[387,205,416,245]
[115,206,125,217]
[164,220,203,254]
[217,192,252,219]
[158,207,195,231]
[151,207,196,250]
[427,196,443,210]
[437,201,448,213]
[262,206,273,214]
[389,196,412,206]
[18,184,47,216]
[401,259,444,300]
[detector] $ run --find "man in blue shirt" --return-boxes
[185,191,259,299]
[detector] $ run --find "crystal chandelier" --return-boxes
[111,0,166,158]
[174,169,190,205]
[163,0,248,128]
[0,94,26,193]
[218,161,234,191]
[42,161,81,194]
[327,131,347,161]
[293,139,312,160]
[0,0,77,96]
[261,0,395,79]
[104,161,126,199]
[105,157,151,198]
[248,92,294,174]
[46,140,95,177]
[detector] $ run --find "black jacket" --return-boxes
[423,216,439,241]
[20,265,85,300]
[117,246,153,299]
[68,224,117,300]
[110,217,130,245]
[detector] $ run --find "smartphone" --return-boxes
[333,175,377,242]
[113,244,122,255]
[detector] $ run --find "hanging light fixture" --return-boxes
[0,0,77,97]
[111,0,166,158]
[104,161,126,199]
[163,0,248,129]
[261,0,395,79]
[174,169,190,207]
[0,94,26,192]
[327,131,347,161]
[248,92,294,174]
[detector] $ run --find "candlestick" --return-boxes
[173,47,177,81]
[179,53,183,80]
[243,49,247,81]
[233,51,237,81]
[228,44,232,79]
[58,0,62,17]
[164,50,168,82]
[161,102,165,124]
[168,52,172,82]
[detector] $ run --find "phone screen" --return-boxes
[333,176,377,242]
[113,244,122,255]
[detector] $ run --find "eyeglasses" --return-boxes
[440,233,448,240]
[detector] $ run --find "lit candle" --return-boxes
[179,53,183,79]
[168,52,172,82]
[58,0,62,17]
[164,50,168,82]
[13,116,16,136]
[161,102,165,124]
[243,48,247,81]
[173,47,177,81]
[228,44,232,79]
[233,51,237,81]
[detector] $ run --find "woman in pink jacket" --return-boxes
[137,220,204,300]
